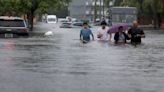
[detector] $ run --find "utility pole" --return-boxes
[100,0,102,20]
[152,0,158,29]
[102,0,105,17]
[94,0,98,22]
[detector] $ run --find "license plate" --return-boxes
[5,33,13,38]
[6,29,12,31]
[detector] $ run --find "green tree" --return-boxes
[0,0,71,30]
[0,0,19,15]
[148,0,163,28]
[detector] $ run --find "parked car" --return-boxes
[58,18,69,23]
[0,16,29,38]
[72,22,83,27]
[72,22,92,28]
[60,22,72,28]
[93,22,101,26]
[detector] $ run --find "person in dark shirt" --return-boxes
[80,22,94,43]
[114,26,129,44]
[128,21,145,45]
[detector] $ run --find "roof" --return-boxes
[47,15,57,18]
[0,16,24,20]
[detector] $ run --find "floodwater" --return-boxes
[0,22,164,92]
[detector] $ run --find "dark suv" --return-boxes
[0,16,29,38]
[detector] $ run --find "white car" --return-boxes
[60,22,72,28]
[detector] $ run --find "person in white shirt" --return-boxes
[97,21,112,42]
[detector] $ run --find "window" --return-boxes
[48,18,56,22]
[86,11,90,14]
[86,2,89,6]
[0,20,25,27]
[112,14,136,23]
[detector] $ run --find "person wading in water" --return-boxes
[128,21,145,45]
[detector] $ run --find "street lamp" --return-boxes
[100,0,102,19]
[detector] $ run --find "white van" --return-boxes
[46,15,57,23]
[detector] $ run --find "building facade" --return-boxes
[68,0,106,21]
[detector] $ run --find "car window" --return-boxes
[63,23,71,25]
[0,19,25,27]
[73,23,83,26]
[48,18,56,22]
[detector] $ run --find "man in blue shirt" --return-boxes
[80,22,94,43]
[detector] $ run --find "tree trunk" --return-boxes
[30,10,34,31]
[27,13,30,28]
[153,13,158,29]
[152,0,158,29]
[28,10,34,31]
[153,13,161,29]
[94,0,98,22]
[157,13,162,28]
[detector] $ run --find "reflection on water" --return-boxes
[0,23,164,92]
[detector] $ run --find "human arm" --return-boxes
[97,28,102,38]
[124,32,130,40]
[107,28,112,42]
[140,34,145,38]
[80,30,83,40]
[97,32,102,38]
[90,30,94,40]
[114,32,118,41]
[136,34,145,38]
[109,33,112,42]
[127,29,132,39]
[138,29,145,38]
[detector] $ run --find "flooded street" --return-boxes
[0,22,164,92]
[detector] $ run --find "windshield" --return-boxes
[63,23,71,25]
[48,18,56,22]
[112,14,136,23]
[73,22,83,26]
[0,20,25,27]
